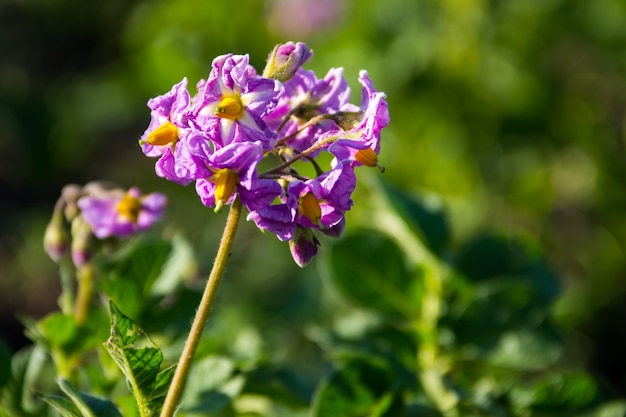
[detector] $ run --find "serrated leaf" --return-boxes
[148,365,176,399]
[104,301,171,417]
[58,378,122,417]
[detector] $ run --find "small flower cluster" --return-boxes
[44,182,166,267]
[139,42,389,266]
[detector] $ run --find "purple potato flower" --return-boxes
[140,78,212,185]
[135,42,390,267]
[191,54,280,151]
[289,160,356,230]
[195,141,264,212]
[77,187,167,239]
[265,67,352,153]
[328,70,389,170]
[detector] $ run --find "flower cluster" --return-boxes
[139,42,389,266]
[44,182,166,267]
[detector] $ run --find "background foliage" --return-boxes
[1,0,626,415]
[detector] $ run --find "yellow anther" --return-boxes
[298,192,322,225]
[117,192,142,223]
[355,148,385,172]
[215,95,244,120]
[213,169,239,212]
[143,121,179,146]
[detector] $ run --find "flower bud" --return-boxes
[263,42,313,82]
[61,184,84,221]
[70,216,94,268]
[43,210,69,263]
[289,227,320,267]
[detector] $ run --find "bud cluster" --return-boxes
[44,182,166,267]
[139,42,389,266]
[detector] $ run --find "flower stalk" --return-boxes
[160,197,244,417]
[74,264,95,326]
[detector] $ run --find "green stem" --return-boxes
[416,267,458,417]
[74,264,95,326]
[160,198,244,417]
[59,257,75,315]
[362,173,458,416]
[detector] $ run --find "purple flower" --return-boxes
[191,54,279,151]
[135,44,390,268]
[195,141,264,212]
[329,70,389,170]
[139,78,212,185]
[265,67,351,153]
[246,194,298,241]
[289,160,356,230]
[77,187,167,239]
[248,160,356,244]
[263,41,313,82]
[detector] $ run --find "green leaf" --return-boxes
[99,238,173,318]
[532,373,599,412]
[104,301,174,417]
[24,311,108,363]
[327,230,422,318]
[151,233,197,297]
[445,278,564,370]
[179,356,244,414]
[1,345,52,416]
[57,378,122,417]
[486,324,563,371]
[38,393,81,417]
[454,233,560,305]
[311,357,396,417]
[583,401,626,417]
[380,181,451,256]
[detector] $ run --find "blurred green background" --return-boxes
[1,0,626,396]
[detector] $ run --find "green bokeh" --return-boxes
[1,0,626,397]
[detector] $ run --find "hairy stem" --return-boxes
[160,198,244,417]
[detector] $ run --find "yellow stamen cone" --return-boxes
[355,148,385,172]
[213,169,239,213]
[299,192,322,225]
[142,121,179,146]
[117,192,142,223]
[215,95,244,120]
